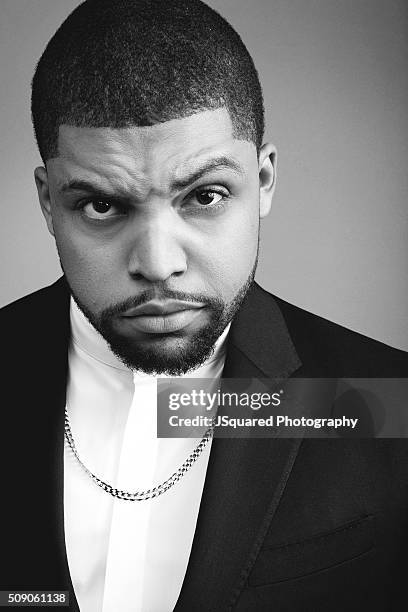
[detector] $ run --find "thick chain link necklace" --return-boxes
[64,409,214,501]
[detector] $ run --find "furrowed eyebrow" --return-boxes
[59,179,118,195]
[170,156,245,191]
[58,156,244,196]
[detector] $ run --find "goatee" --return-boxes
[68,262,257,375]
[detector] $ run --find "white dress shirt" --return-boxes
[64,299,230,611]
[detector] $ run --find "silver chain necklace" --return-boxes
[64,409,214,501]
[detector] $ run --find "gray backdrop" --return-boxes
[1,0,407,350]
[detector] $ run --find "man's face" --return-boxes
[35,108,275,374]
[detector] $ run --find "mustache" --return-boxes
[100,287,224,318]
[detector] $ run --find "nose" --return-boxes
[127,214,187,282]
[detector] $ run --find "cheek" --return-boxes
[53,224,122,310]
[195,206,259,297]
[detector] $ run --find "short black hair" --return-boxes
[31,0,264,163]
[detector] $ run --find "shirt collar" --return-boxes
[70,297,230,377]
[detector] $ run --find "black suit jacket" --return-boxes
[1,277,408,611]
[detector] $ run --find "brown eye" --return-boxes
[195,190,223,206]
[81,199,123,220]
[92,200,112,214]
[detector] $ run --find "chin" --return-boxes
[104,327,219,375]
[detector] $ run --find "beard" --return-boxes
[66,257,258,376]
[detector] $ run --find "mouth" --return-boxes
[120,300,206,334]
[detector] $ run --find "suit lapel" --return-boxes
[222,282,302,380]
[175,283,303,611]
[46,280,81,609]
[28,278,79,608]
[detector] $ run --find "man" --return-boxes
[1,0,407,610]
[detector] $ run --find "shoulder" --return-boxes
[1,280,62,315]
[0,277,70,346]
[256,284,408,376]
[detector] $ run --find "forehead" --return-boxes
[49,109,256,192]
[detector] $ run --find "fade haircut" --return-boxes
[31,0,264,163]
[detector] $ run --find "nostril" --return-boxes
[129,268,186,282]
[131,272,145,281]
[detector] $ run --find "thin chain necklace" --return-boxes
[64,408,214,501]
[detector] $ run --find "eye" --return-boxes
[193,189,225,207]
[80,199,124,220]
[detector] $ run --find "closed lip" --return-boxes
[121,300,206,317]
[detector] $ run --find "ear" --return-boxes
[34,166,55,236]
[258,143,277,218]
